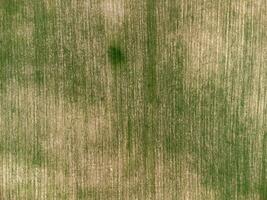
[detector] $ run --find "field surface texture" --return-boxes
[0,0,266,199]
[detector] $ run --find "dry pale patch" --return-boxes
[0,82,125,198]
[100,0,125,27]
[15,18,34,41]
[154,152,216,200]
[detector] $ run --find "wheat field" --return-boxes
[0,0,266,199]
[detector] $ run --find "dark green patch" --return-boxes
[139,1,158,198]
[64,50,87,103]
[0,132,46,167]
[161,39,186,158]
[32,144,44,166]
[107,46,125,66]
[143,0,157,104]
[1,0,21,15]
[34,70,45,85]
[186,78,254,200]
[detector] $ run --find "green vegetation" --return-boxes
[0,0,266,199]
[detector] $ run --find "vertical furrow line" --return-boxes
[142,0,157,198]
